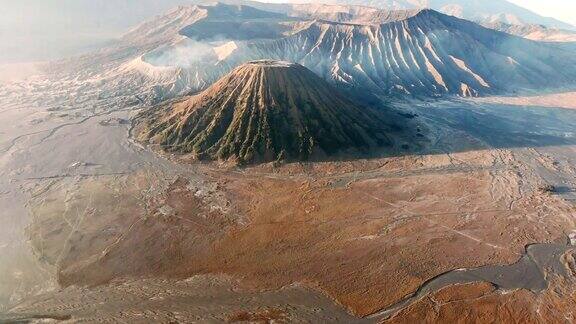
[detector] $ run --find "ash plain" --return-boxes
[1,68,576,322]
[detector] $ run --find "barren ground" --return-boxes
[1,82,576,322]
[475,91,576,110]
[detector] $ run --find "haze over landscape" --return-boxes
[508,0,576,25]
[1,0,576,323]
[1,0,575,64]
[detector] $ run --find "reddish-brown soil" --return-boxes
[24,148,576,319]
[384,276,576,323]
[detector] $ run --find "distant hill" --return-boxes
[480,22,576,42]
[325,0,575,30]
[134,60,397,164]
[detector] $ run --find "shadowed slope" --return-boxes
[135,60,396,164]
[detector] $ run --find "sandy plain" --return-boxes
[1,76,576,322]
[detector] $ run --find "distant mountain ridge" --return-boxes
[131,4,576,97]
[45,2,576,102]
[322,0,575,30]
[480,21,576,42]
[2,0,573,63]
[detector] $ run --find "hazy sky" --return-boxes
[508,0,576,25]
[0,0,573,63]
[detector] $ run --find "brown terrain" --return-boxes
[8,134,576,322]
[1,4,576,321]
[3,57,576,322]
[384,278,576,323]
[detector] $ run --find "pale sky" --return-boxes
[508,0,576,25]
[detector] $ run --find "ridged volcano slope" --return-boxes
[117,4,576,100]
[249,9,576,96]
[135,60,395,164]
